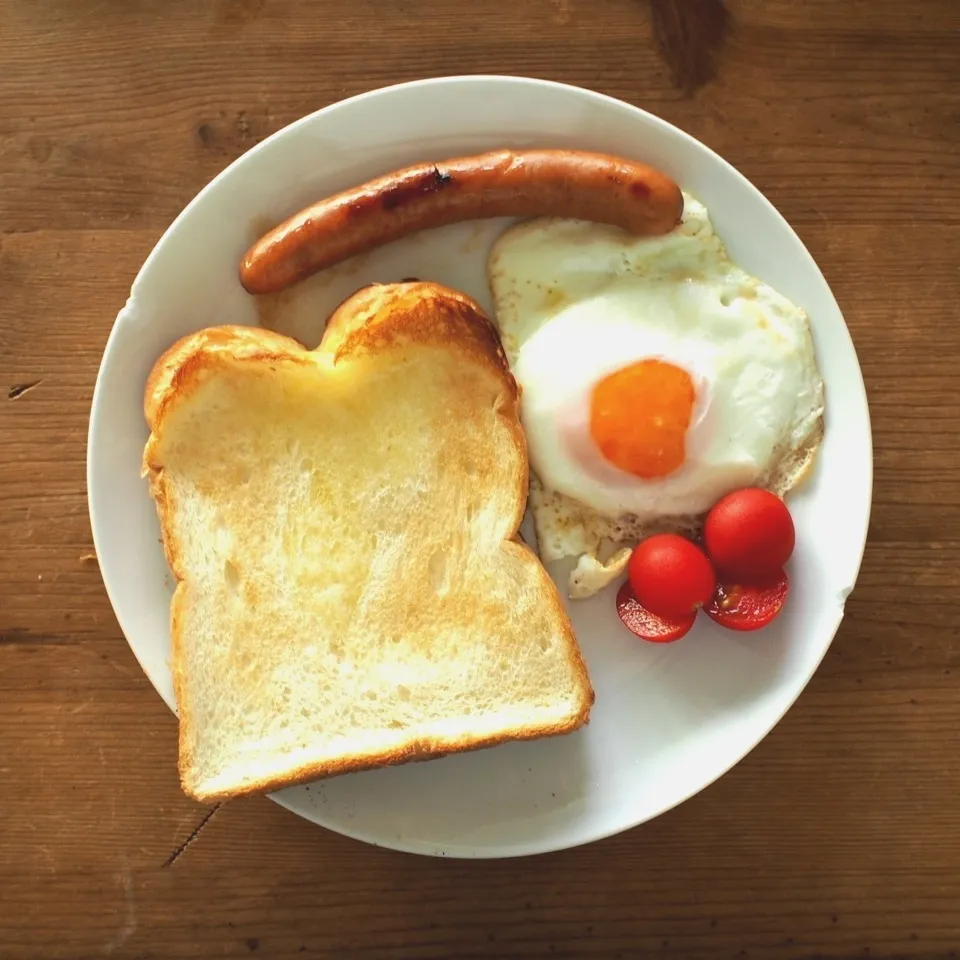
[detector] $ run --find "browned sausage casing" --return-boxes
[239,149,684,295]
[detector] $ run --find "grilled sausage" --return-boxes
[240,149,683,295]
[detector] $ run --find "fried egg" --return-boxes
[488,194,825,598]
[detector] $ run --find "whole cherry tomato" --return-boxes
[627,533,716,619]
[704,488,795,582]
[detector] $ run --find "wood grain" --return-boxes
[2,0,959,957]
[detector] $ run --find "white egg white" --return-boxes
[488,193,825,595]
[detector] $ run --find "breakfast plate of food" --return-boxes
[87,76,872,857]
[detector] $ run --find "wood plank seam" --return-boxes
[162,803,224,868]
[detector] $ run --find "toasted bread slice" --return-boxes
[142,282,594,802]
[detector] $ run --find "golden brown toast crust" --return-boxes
[142,282,593,802]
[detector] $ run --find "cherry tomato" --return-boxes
[616,581,696,643]
[704,488,795,581]
[627,533,716,619]
[704,568,789,632]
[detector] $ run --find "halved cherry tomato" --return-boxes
[704,488,795,581]
[627,533,716,619]
[616,581,696,643]
[704,567,789,632]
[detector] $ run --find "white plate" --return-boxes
[87,76,872,858]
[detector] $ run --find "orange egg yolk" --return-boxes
[589,359,696,478]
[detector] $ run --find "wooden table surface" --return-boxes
[2,0,959,957]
